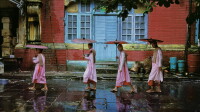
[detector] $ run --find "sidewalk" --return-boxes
[1,71,200,80]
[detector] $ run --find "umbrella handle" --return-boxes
[83,43,84,59]
[116,44,117,61]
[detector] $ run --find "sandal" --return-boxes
[90,88,96,91]
[146,89,155,93]
[85,87,91,90]
[28,87,36,91]
[155,86,162,93]
[110,89,118,92]
[41,88,48,91]
[129,90,135,94]
[155,89,162,93]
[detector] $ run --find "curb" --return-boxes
[1,71,200,81]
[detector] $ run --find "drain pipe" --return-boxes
[184,0,193,74]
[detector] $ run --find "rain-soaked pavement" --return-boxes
[0,77,200,112]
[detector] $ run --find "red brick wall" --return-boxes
[66,49,184,66]
[148,0,189,44]
[15,49,68,71]
[126,51,152,61]
[41,0,64,43]
[66,49,90,60]
[14,49,36,71]
[56,50,67,64]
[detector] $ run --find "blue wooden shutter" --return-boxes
[195,19,199,44]
[105,16,118,41]
[95,16,118,42]
[95,16,106,42]
[94,16,117,61]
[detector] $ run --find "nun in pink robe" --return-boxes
[146,41,163,93]
[111,44,134,93]
[83,43,97,90]
[29,49,48,91]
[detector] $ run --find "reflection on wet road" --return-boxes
[0,78,200,112]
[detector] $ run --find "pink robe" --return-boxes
[148,48,163,82]
[83,49,97,83]
[32,54,46,84]
[115,51,132,87]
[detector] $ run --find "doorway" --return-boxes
[94,16,118,61]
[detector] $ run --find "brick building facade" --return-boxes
[10,0,199,71]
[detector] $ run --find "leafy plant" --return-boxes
[94,0,200,24]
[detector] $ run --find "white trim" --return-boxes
[120,13,148,43]
[195,19,199,44]
[65,14,78,43]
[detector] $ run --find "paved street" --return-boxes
[0,75,200,112]
[1,0,200,112]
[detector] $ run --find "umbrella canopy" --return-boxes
[72,38,96,43]
[105,40,128,44]
[105,40,129,61]
[139,38,163,43]
[26,45,48,49]
[71,38,96,57]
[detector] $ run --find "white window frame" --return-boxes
[65,14,78,42]
[120,13,148,43]
[65,1,93,43]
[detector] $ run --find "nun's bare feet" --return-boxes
[91,88,96,91]
[155,86,162,93]
[129,89,135,94]
[28,87,36,91]
[41,87,48,91]
[85,87,91,90]
[146,89,155,93]
[111,88,118,92]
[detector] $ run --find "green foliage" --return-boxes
[94,0,180,21]
[186,0,200,25]
[94,0,200,24]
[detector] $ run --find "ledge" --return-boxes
[123,44,186,51]
[14,43,200,52]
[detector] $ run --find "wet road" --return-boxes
[0,78,200,112]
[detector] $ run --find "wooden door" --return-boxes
[94,16,118,61]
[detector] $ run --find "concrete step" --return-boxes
[95,61,118,74]
[96,62,118,65]
[96,62,118,68]
[96,68,117,70]
[96,67,118,74]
